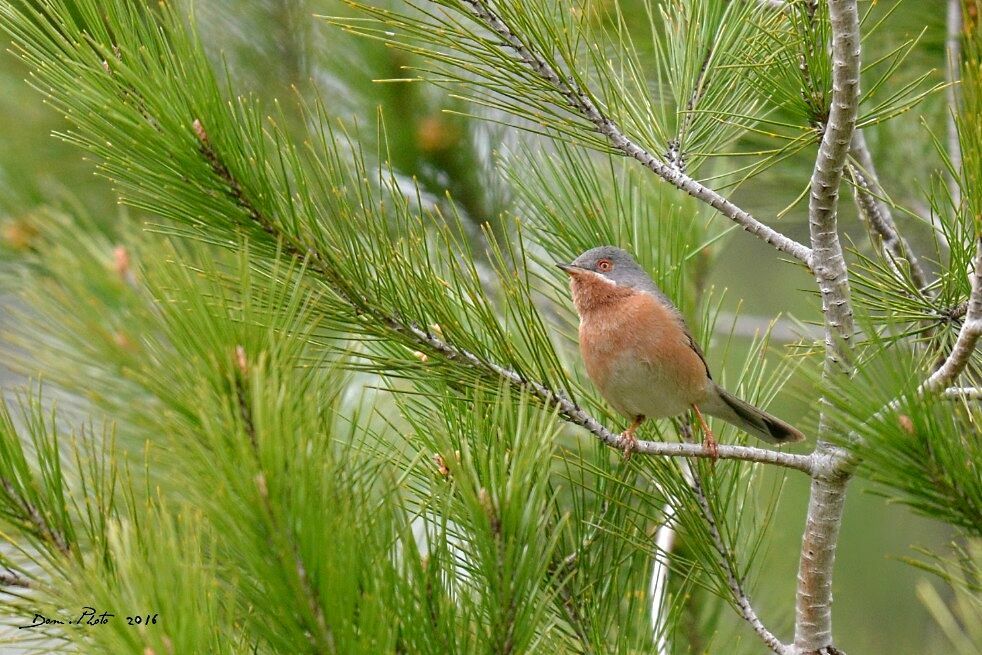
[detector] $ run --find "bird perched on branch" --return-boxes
[558,246,805,458]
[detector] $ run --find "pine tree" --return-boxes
[0,1,978,653]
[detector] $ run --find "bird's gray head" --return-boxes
[557,246,652,289]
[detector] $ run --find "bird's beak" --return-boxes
[556,263,579,275]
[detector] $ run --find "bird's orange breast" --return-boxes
[570,271,709,418]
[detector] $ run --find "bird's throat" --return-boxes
[569,271,635,315]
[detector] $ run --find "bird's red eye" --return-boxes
[597,259,612,272]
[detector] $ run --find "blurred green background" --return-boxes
[0,1,964,652]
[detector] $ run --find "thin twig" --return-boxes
[192,118,816,475]
[457,0,815,269]
[232,348,335,655]
[651,440,688,655]
[687,463,792,655]
[674,42,717,172]
[663,421,792,654]
[849,130,931,293]
[408,325,815,473]
[0,570,32,589]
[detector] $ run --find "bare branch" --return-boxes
[943,386,982,400]
[794,451,851,655]
[926,319,982,390]
[457,0,814,268]
[806,18,859,372]
[849,130,931,293]
[794,0,862,652]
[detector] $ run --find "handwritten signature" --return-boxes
[18,607,158,629]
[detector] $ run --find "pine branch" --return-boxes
[454,0,814,268]
[793,459,850,655]
[0,478,70,557]
[794,1,862,652]
[14,4,972,652]
[232,347,336,654]
[841,240,980,451]
[396,318,814,471]
[806,8,859,376]
[786,3,931,299]
[191,117,815,474]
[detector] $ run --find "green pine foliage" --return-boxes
[0,0,978,653]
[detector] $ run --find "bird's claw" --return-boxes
[691,404,719,466]
[703,432,719,463]
[618,429,638,461]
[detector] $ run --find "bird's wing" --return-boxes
[684,327,712,381]
[637,283,714,381]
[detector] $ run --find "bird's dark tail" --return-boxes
[703,384,805,444]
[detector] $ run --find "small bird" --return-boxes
[558,246,805,457]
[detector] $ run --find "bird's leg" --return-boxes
[691,404,718,462]
[619,415,644,460]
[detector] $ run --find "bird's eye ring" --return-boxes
[597,259,612,272]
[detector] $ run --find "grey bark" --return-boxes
[793,1,861,652]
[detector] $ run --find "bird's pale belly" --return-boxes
[597,348,706,419]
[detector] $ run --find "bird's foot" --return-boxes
[702,429,719,462]
[618,415,645,461]
[618,428,638,460]
[691,404,719,464]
